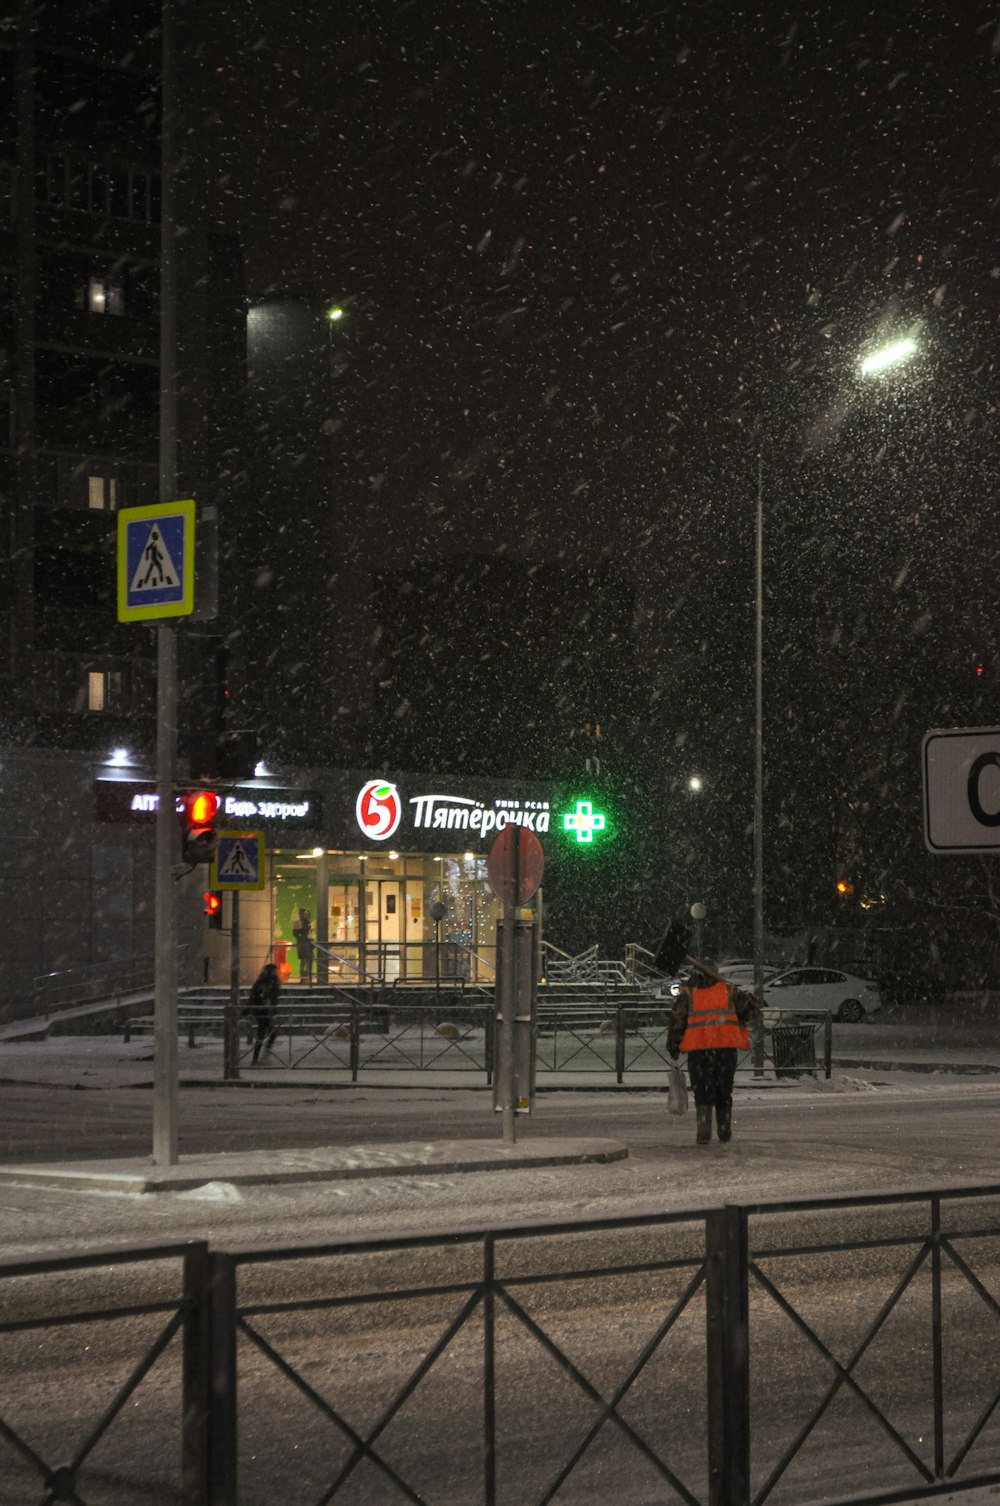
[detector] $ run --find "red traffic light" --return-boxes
[181,789,219,864]
[187,790,219,826]
[203,890,223,929]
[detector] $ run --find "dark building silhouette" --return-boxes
[0,0,244,758]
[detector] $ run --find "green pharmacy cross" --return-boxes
[562,800,607,844]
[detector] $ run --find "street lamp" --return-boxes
[859,337,917,378]
[751,335,918,1055]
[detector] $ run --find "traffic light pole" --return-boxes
[153,0,180,1164]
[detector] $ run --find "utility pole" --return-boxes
[153,0,179,1164]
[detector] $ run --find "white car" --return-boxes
[762,966,881,1023]
[717,960,779,987]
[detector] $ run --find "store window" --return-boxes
[274,848,501,986]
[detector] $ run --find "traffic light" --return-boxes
[836,879,854,897]
[181,789,219,864]
[204,890,223,929]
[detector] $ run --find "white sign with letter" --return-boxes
[923,727,1000,853]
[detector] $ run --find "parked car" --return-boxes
[717,959,779,987]
[762,966,882,1023]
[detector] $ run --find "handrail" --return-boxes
[308,939,380,984]
[540,939,577,961]
[27,947,194,1012]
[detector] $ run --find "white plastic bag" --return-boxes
[668,1062,689,1116]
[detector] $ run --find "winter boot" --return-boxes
[695,1104,712,1145]
[716,1106,732,1143]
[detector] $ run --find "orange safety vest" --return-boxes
[679,982,750,1052]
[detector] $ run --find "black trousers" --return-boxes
[686,1048,738,1112]
[251,1013,278,1063]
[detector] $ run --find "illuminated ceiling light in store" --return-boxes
[107,747,132,766]
[388,851,399,860]
[311,847,324,857]
[464,852,474,859]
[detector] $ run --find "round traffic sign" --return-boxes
[486,825,544,906]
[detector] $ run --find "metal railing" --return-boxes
[8,1186,1000,1503]
[541,942,628,983]
[27,946,196,1016]
[122,997,833,1081]
[0,1239,210,1503]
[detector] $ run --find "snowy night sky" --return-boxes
[182,2,1000,944]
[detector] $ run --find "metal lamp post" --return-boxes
[751,336,919,1056]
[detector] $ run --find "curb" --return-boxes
[0,1137,629,1195]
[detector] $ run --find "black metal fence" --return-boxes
[5,1185,1000,1503]
[136,1000,832,1083]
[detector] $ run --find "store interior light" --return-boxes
[107,747,132,766]
[254,761,271,777]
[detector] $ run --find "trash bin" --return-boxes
[771,1023,817,1078]
[272,941,292,984]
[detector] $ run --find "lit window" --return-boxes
[87,670,123,712]
[88,476,118,510]
[88,278,123,315]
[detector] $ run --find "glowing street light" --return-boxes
[326,305,345,322]
[750,332,918,1069]
[687,774,703,793]
[859,337,918,377]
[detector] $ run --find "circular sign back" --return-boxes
[486,825,545,906]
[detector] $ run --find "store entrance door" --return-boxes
[365,879,404,980]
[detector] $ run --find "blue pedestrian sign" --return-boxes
[211,830,266,891]
[117,500,195,622]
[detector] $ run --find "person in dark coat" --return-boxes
[293,907,314,985]
[245,961,281,1064]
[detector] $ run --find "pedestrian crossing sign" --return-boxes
[117,500,195,621]
[211,830,266,890]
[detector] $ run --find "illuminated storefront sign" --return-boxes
[562,799,608,844]
[353,777,552,847]
[356,780,403,841]
[410,793,550,836]
[95,780,321,827]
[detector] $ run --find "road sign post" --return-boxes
[210,831,266,1082]
[117,499,196,623]
[226,891,240,1082]
[487,825,544,1143]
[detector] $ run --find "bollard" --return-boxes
[615,1006,626,1083]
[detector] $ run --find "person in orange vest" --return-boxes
[668,964,757,1144]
